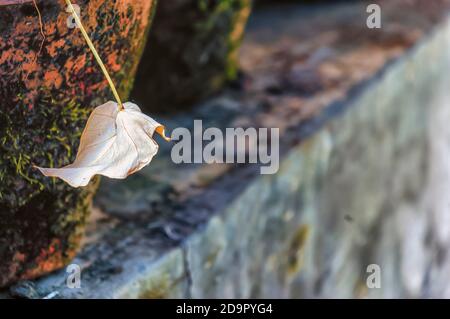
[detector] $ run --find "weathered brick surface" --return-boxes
[0,0,156,288]
[131,0,252,113]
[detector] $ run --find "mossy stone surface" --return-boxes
[131,0,252,113]
[0,0,156,287]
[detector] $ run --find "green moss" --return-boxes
[0,90,90,208]
[0,0,157,287]
[195,0,252,82]
[286,224,310,277]
[139,273,171,299]
[131,0,252,113]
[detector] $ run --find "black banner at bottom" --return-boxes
[0,298,443,317]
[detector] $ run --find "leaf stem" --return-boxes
[65,0,123,110]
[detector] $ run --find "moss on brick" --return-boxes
[0,0,157,287]
[131,0,252,113]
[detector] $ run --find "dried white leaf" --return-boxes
[35,101,170,188]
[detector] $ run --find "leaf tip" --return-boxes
[156,126,171,142]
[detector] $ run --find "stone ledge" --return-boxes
[3,1,450,298]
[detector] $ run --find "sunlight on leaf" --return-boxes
[35,101,170,188]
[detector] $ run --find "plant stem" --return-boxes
[65,0,124,110]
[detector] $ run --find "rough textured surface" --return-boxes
[131,0,252,113]
[0,0,156,287]
[2,1,450,298]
